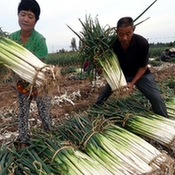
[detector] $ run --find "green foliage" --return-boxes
[168,57,175,63]
[60,66,88,80]
[165,78,175,89]
[149,47,170,58]
[60,66,78,74]
[67,14,117,76]
[46,52,83,67]
[72,71,88,80]
[148,59,162,67]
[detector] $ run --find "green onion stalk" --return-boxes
[57,116,141,174]
[0,145,15,175]
[0,144,54,175]
[85,131,153,174]
[2,113,174,174]
[166,97,175,119]
[0,34,61,96]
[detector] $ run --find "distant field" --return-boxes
[0,46,174,82]
[149,46,172,58]
[46,46,173,66]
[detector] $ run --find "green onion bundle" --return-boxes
[67,15,127,92]
[103,124,175,174]
[89,96,175,153]
[0,35,61,95]
[56,115,175,174]
[41,137,114,175]
[2,132,115,175]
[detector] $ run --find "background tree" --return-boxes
[78,40,82,50]
[70,37,77,52]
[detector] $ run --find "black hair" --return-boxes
[117,17,134,29]
[18,0,40,21]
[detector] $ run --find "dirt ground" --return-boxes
[0,62,175,145]
[0,71,106,144]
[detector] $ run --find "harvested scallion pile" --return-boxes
[56,115,175,174]
[89,95,175,153]
[1,114,175,174]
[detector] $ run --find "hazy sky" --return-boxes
[1,0,175,53]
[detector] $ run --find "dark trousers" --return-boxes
[95,73,168,118]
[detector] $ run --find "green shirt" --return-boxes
[10,29,48,61]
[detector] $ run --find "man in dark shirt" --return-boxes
[95,17,168,118]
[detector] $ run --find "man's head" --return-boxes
[116,17,134,29]
[116,17,135,49]
[18,0,40,22]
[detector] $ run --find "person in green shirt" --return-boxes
[10,0,52,148]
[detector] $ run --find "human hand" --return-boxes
[126,82,134,93]
[20,143,27,149]
[95,67,102,75]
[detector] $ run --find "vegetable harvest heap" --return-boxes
[1,0,175,175]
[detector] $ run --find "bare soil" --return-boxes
[0,62,175,147]
[0,72,106,144]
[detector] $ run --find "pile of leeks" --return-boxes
[88,89,175,153]
[1,115,175,175]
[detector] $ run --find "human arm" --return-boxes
[126,65,148,92]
